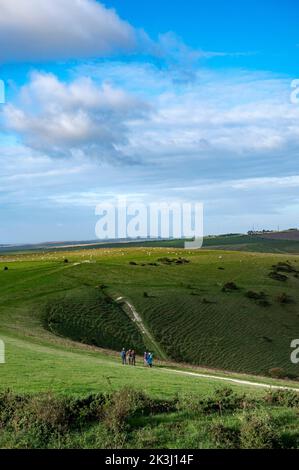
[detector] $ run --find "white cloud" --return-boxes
[2,63,299,241]
[4,72,149,160]
[113,66,299,163]
[0,0,136,61]
[4,64,299,169]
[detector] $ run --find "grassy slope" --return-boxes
[203,234,299,254]
[126,250,299,374]
[44,287,146,354]
[1,330,268,398]
[0,247,299,397]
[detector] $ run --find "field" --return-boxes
[3,232,299,255]
[203,234,299,254]
[0,247,299,448]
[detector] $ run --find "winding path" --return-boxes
[115,296,167,359]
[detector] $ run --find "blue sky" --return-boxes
[0,0,299,243]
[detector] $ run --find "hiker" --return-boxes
[127,349,132,365]
[120,348,126,365]
[131,349,136,366]
[147,352,153,368]
[144,351,148,366]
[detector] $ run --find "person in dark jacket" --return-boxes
[131,350,136,366]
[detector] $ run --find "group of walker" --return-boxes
[121,348,153,367]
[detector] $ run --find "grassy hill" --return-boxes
[1,248,299,376]
[1,247,299,448]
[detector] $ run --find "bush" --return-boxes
[245,291,263,300]
[10,394,72,446]
[264,390,299,408]
[272,262,297,274]
[209,422,240,448]
[1,391,106,443]
[268,368,286,379]
[102,388,176,435]
[178,388,249,416]
[0,390,28,428]
[65,394,106,428]
[212,387,247,414]
[157,257,190,265]
[269,272,288,282]
[102,388,148,433]
[240,411,281,449]
[276,293,293,304]
[222,282,239,292]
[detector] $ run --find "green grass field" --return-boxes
[0,246,299,448]
[1,247,299,378]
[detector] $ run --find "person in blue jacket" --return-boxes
[120,348,126,365]
[147,352,153,368]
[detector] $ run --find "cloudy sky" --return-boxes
[0,0,299,243]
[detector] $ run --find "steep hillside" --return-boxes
[1,248,299,379]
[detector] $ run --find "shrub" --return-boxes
[65,394,106,428]
[102,388,147,433]
[1,391,108,447]
[240,411,281,449]
[9,394,72,446]
[263,390,299,408]
[245,291,270,307]
[222,282,239,292]
[272,262,297,274]
[157,257,190,265]
[245,291,265,300]
[209,422,240,448]
[0,390,27,428]
[276,293,293,304]
[175,258,190,265]
[212,387,246,414]
[178,388,248,416]
[269,272,288,282]
[268,368,286,379]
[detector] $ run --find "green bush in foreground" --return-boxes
[240,411,281,449]
[0,387,298,449]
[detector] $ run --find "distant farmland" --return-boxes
[256,230,299,241]
[2,231,299,255]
